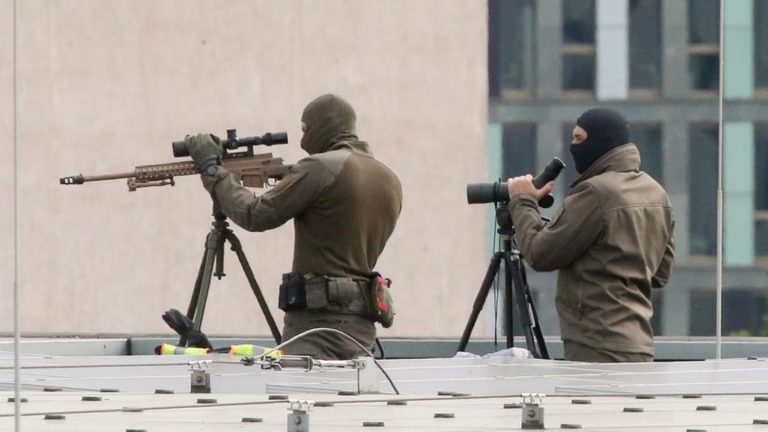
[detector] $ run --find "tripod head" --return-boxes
[494,205,516,238]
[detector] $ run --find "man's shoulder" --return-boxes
[298,150,350,166]
[583,170,670,208]
[291,149,355,181]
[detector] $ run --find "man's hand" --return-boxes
[507,174,554,202]
[185,133,223,175]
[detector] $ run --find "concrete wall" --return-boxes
[0,0,489,338]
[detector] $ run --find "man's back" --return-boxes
[293,143,403,277]
[556,145,674,356]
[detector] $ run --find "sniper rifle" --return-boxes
[59,129,289,191]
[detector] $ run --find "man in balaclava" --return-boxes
[570,108,630,174]
[505,107,675,363]
[183,94,403,360]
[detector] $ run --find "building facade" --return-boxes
[489,0,768,337]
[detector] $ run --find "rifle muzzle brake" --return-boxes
[60,175,85,185]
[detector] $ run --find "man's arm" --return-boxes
[201,157,331,232]
[651,220,676,288]
[508,183,604,272]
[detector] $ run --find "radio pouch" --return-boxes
[278,272,307,311]
[364,272,395,328]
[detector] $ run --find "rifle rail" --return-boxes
[60,153,288,191]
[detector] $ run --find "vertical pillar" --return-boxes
[485,123,504,336]
[661,121,690,335]
[724,0,754,99]
[596,0,628,100]
[662,0,688,98]
[723,0,755,266]
[536,0,562,100]
[724,122,755,266]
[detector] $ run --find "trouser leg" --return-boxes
[563,340,653,363]
[281,310,376,360]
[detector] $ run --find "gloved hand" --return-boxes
[162,308,213,350]
[185,133,223,175]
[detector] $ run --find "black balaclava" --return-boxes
[570,108,629,174]
[300,94,357,155]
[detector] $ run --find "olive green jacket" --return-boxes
[202,139,402,278]
[509,144,675,356]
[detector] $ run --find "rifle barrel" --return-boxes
[60,171,136,185]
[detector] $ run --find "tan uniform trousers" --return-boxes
[564,340,653,363]
[281,310,376,360]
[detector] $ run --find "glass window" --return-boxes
[689,54,720,91]
[687,0,720,93]
[757,0,768,91]
[562,0,596,94]
[688,0,720,44]
[563,0,595,44]
[690,289,768,336]
[502,123,537,179]
[688,124,719,256]
[489,0,536,98]
[629,0,662,95]
[755,125,768,211]
[563,54,596,91]
[755,125,768,258]
[632,124,663,184]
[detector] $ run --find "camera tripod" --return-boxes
[179,201,282,346]
[457,207,549,359]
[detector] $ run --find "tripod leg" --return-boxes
[457,252,504,353]
[226,231,282,344]
[505,254,549,359]
[187,229,221,337]
[503,256,514,348]
[519,262,550,359]
[179,251,209,346]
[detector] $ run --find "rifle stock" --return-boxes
[60,153,289,191]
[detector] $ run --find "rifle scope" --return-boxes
[466,157,565,208]
[172,129,288,158]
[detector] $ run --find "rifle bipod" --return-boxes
[180,204,281,346]
[456,207,549,359]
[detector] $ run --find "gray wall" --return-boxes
[0,1,490,338]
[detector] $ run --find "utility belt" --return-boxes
[278,272,395,328]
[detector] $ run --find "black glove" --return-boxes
[161,308,213,350]
[184,133,223,176]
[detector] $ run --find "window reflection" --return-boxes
[687,0,720,92]
[632,124,664,184]
[688,124,719,256]
[489,0,536,97]
[756,0,768,91]
[755,125,768,258]
[562,0,595,94]
[563,0,596,43]
[502,123,537,179]
[629,0,662,95]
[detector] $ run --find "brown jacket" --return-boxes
[509,144,675,356]
[202,139,402,278]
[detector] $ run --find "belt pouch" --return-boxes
[278,272,307,311]
[305,278,329,310]
[364,273,395,328]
